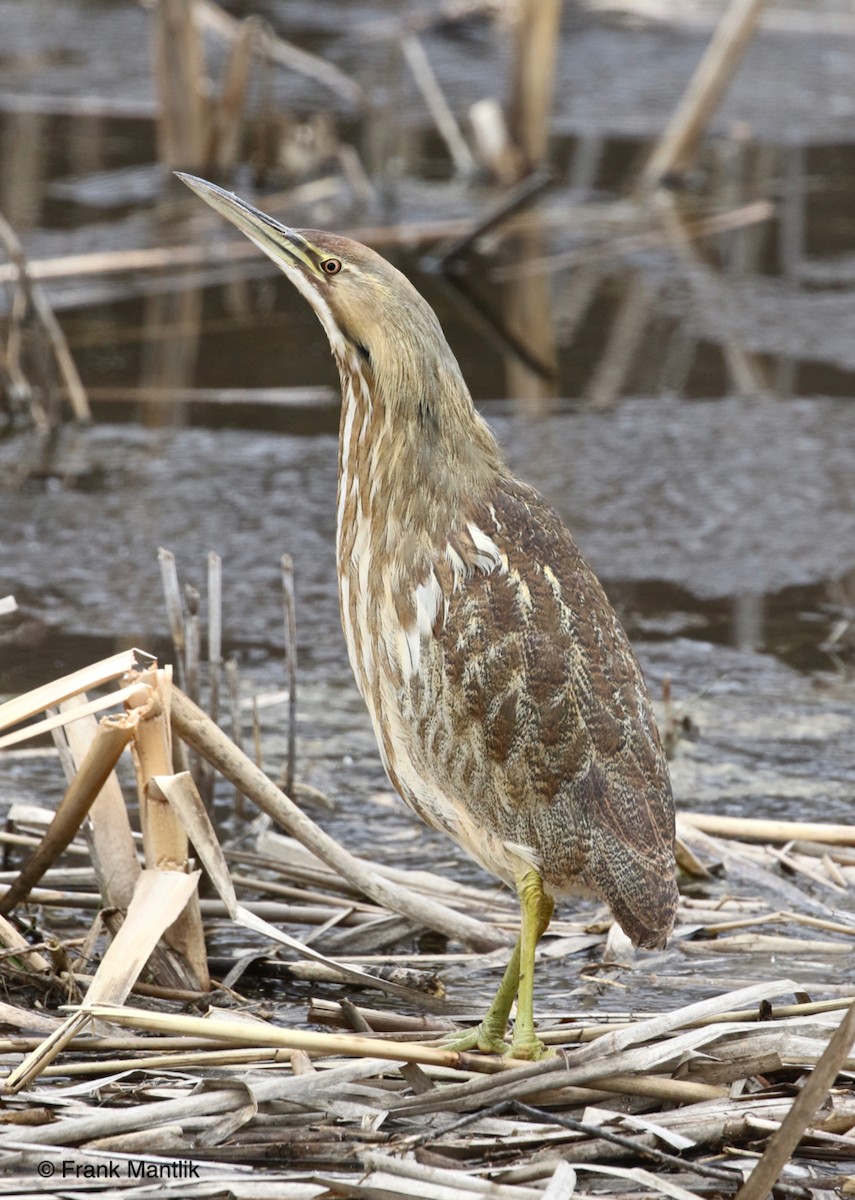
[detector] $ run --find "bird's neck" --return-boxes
[335,348,502,561]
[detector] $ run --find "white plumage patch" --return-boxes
[466,522,505,574]
[401,571,445,680]
[445,543,467,589]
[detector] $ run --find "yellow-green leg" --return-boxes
[440,869,554,1059]
[508,868,554,1060]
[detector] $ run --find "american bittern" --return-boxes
[180,174,678,1060]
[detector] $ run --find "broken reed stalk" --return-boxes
[224,657,246,816]
[0,649,153,748]
[56,695,140,911]
[201,551,223,811]
[207,552,222,727]
[252,693,263,770]
[5,869,202,1093]
[281,553,297,797]
[184,584,201,705]
[0,721,134,914]
[639,0,770,192]
[76,1004,715,1101]
[126,668,210,990]
[157,548,186,688]
[0,913,51,974]
[167,684,511,952]
[86,1002,510,1073]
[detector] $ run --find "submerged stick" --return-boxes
[168,685,511,951]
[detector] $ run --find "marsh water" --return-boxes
[1,0,854,1016]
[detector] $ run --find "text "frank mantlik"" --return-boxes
[61,1160,201,1179]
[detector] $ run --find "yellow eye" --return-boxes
[321,258,342,275]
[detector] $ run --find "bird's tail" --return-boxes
[584,823,678,950]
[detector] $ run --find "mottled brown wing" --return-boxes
[421,475,677,948]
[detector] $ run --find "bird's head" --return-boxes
[178,174,502,511]
[179,175,466,407]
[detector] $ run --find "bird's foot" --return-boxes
[506,1027,553,1061]
[439,1022,554,1060]
[438,1021,510,1056]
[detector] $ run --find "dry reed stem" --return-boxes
[508,0,562,171]
[401,35,476,177]
[208,15,258,171]
[0,913,50,974]
[0,681,145,751]
[0,206,91,422]
[639,0,770,192]
[679,811,855,846]
[207,551,222,726]
[360,1154,546,1200]
[37,1046,299,1077]
[151,0,208,167]
[157,548,186,684]
[196,0,362,106]
[0,721,134,915]
[4,868,200,1092]
[152,770,446,1008]
[126,667,209,990]
[0,647,151,738]
[73,1006,724,1106]
[0,205,618,287]
[56,695,140,911]
[167,684,511,952]
[84,1003,519,1074]
[735,999,855,1200]
[281,553,297,797]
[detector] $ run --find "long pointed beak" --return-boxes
[176,172,321,279]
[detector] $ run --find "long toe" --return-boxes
[439,1023,510,1056]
